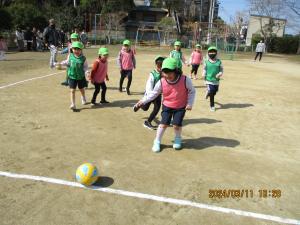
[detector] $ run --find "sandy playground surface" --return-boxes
[0,46,299,225]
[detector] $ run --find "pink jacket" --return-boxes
[190,50,203,65]
[117,48,136,70]
[91,58,108,83]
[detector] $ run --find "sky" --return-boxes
[218,0,298,34]
[218,0,249,23]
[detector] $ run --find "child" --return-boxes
[89,47,110,105]
[60,33,80,86]
[202,46,223,112]
[134,57,196,153]
[0,36,8,61]
[189,44,203,79]
[134,56,165,130]
[59,41,89,110]
[169,41,188,71]
[117,39,136,95]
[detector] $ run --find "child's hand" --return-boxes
[186,105,192,110]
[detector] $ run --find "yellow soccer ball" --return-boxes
[75,163,99,186]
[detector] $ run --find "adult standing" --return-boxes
[43,18,60,68]
[32,27,37,51]
[24,27,33,51]
[15,28,24,52]
[254,40,266,61]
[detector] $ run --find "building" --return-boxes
[246,14,286,46]
[124,0,168,39]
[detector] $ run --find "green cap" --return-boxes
[155,56,166,63]
[71,41,84,49]
[162,57,177,71]
[208,46,218,52]
[70,33,79,39]
[98,47,109,55]
[174,41,181,46]
[123,39,131,46]
[196,44,201,48]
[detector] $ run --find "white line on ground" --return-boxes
[0,171,299,225]
[0,71,65,90]
[0,58,117,90]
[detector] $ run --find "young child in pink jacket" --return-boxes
[90,47,110,105]
[189,44,203,79]
[117,39,136,95]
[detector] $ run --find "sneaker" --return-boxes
[70,104,76,110]
[173,137,182,150]
[119,87,123,92]
[143,121,155,130]
[100,100,110,104]
[133,104,141,112]
[152,140,161,153]
[210,107,216,111]
[126,89,131,95]
[81,97,87,105]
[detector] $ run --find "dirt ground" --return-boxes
[0,46,299,225]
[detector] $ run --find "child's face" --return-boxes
[196,47,201,52]
[100,54,108,61]
[123,45,129,51]
[156,61,163,72]
[162,71,176,81]
[73,48,82,56]
[175,45,180,51]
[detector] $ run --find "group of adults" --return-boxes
[15,18,88,54]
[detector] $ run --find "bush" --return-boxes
[0,8,12,31]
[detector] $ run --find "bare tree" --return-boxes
[228,11,248,51]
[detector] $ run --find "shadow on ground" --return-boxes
[160,136,240,152]
[215,102,254,110]
[92,176,114,188]
[184,118,222,125]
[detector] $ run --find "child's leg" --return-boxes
[172,108,185,149]
[148,96,161,123]
[91,83,100,103]
[78,79,87,104]
[100,82,108,103]
[126,70,132,95]
[119,70,126,91]
[194,65,199,79]
[70,89,76,108]
[155,124,167,142]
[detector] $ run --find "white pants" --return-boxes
[0,51,6,60]
[49,45,57,68]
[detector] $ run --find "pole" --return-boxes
[73,0,76,8]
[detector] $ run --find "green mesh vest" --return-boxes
[150,70,161,88]
[205,59,221,83]
[67,53,86,80]
[170,50,183,69]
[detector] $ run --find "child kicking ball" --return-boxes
[134,58,196,153]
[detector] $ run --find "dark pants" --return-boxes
[26,41,32,51]
[141,95,161,123]
[119,70,132,91]
[92,82,107,103]
[207,84,219,107]
[254,52,263,61]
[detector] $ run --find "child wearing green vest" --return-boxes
[169,41,187,70]
[202,46,223,111]
[59,41,89,110]
[133,56,165,130]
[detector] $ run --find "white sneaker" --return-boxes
[210,107,216,111]
[70,104,76,110]
[81,97,87,105]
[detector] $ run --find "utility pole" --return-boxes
[74,0,77,8]
[207,0,215,44]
